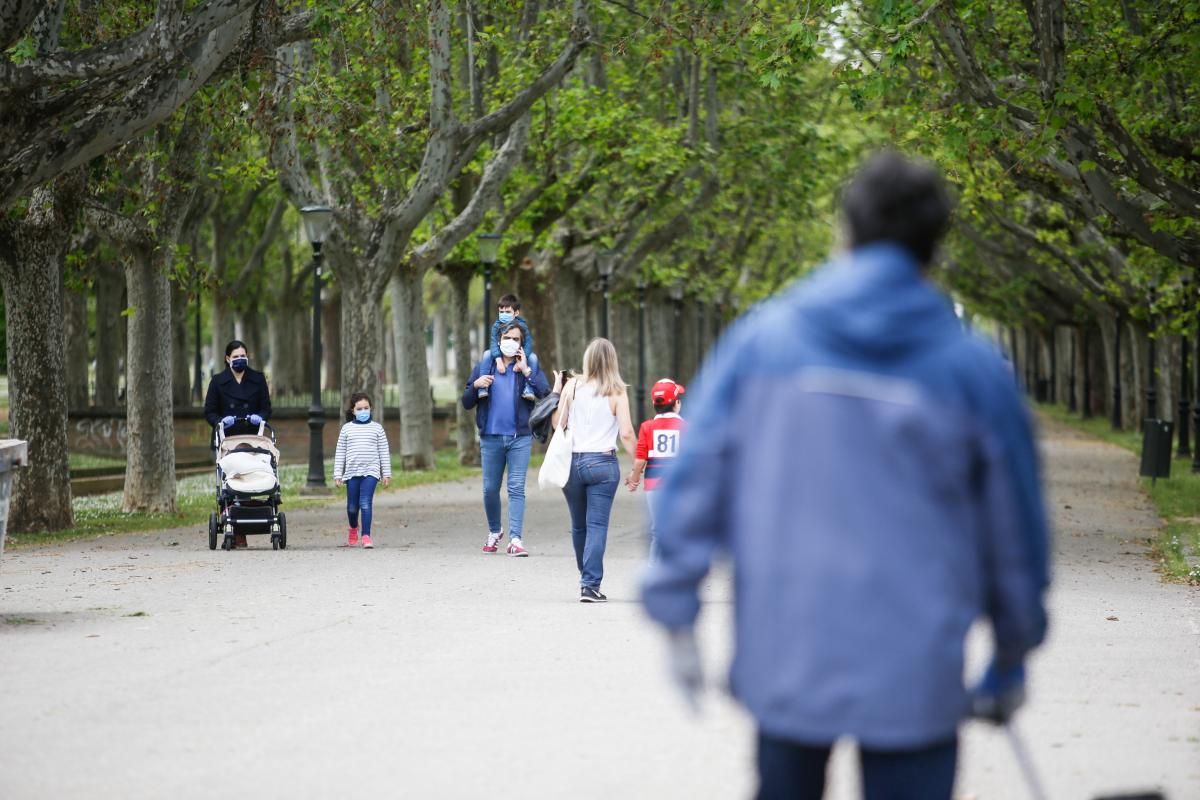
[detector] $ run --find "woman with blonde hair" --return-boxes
[551,338,638,602]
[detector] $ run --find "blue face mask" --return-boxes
[230,357,248,372]
[355,409,371,423]
[498,311,515,325]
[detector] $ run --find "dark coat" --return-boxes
[204,367,272,428]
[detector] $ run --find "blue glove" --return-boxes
[221,416,236,429]
[249,414,263,426]
[971,661,1026,724]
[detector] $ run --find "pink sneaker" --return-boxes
[362,534,373,549]
[346,527,359,547]
[482,531,503,553]
[507,537,528,557]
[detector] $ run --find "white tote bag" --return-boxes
[538,423,573,490]
[538,382,575,489]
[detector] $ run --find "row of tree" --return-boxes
[2,2,1195,535]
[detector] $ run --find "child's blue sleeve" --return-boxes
[488,319,502,360]
[518,317,534,355]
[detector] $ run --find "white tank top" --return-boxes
[568,381,619,453]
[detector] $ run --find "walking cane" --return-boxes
[1006,721,1166,800]
[1004,722,1048,800]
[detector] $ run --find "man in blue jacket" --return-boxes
[462,322,550,557]
[640,151,1049,799]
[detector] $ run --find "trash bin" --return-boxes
[0,439,29,568]
[1139,419,1173,481]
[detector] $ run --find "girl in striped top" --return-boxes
[333,392,392,548]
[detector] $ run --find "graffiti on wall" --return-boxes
[72,418,128,456]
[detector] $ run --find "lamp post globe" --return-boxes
[478,233,501,349]
[300,205,333,490]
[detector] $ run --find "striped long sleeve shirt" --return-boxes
[333,420,392,481]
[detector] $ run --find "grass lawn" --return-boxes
[6,448,490,549]
[1039,403,1200,584]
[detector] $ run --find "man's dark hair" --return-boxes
[224,339,247,357]
[498,321,524,343]
[841,150,952,265]
[498,294,521,311]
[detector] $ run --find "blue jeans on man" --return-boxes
[562,452,620,589]
[480,434,532,538]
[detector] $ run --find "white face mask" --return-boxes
[499,339,520,358]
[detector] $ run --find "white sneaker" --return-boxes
[507,537,528,557]
[483,531,503,553]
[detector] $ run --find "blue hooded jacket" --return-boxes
[640,243,1050,749]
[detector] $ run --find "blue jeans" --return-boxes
[645,490,661,562]
[755,731,958,800]
[561,452,620,589]
[345,476,379,535]
[479,434,532,538]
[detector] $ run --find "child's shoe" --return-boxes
[478,386,489,399]
[521,386,536,401]
[346,527,359,547]
[362,534,374,549]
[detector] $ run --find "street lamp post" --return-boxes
[597,250,616,339]
[636,276,647,425]
[477,233,501,350]
[301,205,334,490]
[669,280,684,379]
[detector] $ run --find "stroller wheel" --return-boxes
[278,513,288,550]
[271,535,279,550]
[208,513,218,550]
[221,534,234,551]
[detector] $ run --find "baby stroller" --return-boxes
[209,417,287,551]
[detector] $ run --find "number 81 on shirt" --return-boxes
[653,430,680,457]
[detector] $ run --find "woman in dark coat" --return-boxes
[204,339,273,437]
[204,340,272,549]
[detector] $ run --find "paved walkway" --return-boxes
[1,419,1197,799]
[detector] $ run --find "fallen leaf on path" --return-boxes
[1106,616,1119,621]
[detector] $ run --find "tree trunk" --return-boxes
[211,291,232,378]
[170,280,191,406]
[551,260,590,368]
[94,260,125,407]
[268,299,308,397]
[64,284,90,410]
[0,185,74,532]
[1125,319,1144,426]
[431,305,449,378]
[513,265,555,371]
[1099,314,1121,427]
[122,247,177,513]
[448,267,479,466]
[390,267,435,470]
